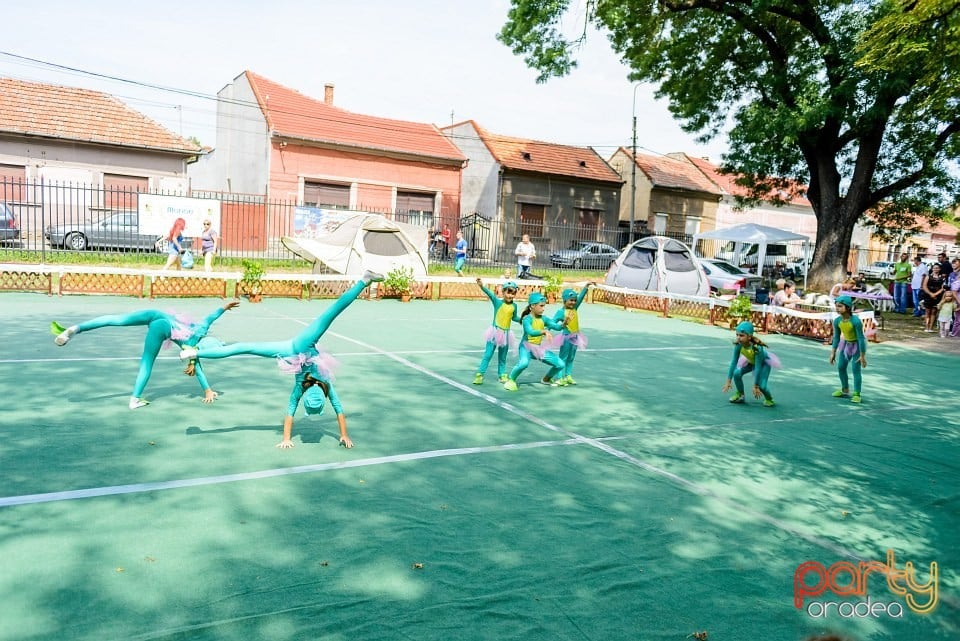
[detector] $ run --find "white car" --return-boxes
[860,261,895,279]
[697,258,763,298]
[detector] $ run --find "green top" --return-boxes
[892,260,912,283]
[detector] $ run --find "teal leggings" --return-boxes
[509,345,565,382]
[836,349,863,394]
[731,363,772,401]
[194,279,367,360]
[75,310,209,397]
[559,342,578,378]
[477,341,510,378]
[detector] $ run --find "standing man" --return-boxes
[910,256,928,317]
[890,252,912,314]
[453,230,468,275]
[515,233,537,279]
[937,252,953,280]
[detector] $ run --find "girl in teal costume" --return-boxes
[503,292,566,391]
[51,301,239,409]
[551,283,593,386]
[829,295,867,403]
[472,278,521,385]
[178,271,383,448]
[722,320,779,406]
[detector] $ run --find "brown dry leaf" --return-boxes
[412,563,424,570]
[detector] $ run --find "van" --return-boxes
[715,241,790,270]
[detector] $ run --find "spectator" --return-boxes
[920,263,946,332]
[199,219,219,272]
[441,225,451,259]
[937,252,953,279]
[772,280,802,308]
[515,234,537,279]
[890,252,912,314]
[910,257,928,317]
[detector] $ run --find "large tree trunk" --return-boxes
[808,204,857,293]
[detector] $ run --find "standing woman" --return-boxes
[920,263,945,332]
[199,218,219,272]
[162,217,186,271]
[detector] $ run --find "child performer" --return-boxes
[552,283,594,386]
[937,290,957,338]
[51,301,240,409]
[829,295,867,403]
[721,321,779,406]
[178,271,383,448]
[473,278,520,385]
[503,292,566,391]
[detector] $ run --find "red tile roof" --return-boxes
[461,122,621,184]
[682,153,811,206]
[0,77,199,154]
[623,149,721,195]
[244,72,465,163]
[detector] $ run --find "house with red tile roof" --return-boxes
[189,71,465,232]
[608,148,721,244]
[442,120,622,260]
[0,77,200,202]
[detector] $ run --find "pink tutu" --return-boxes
[737,349,782,370]
[562,331,588,349]
[483,326,516,348]
[523,340,550,360]
[836,339,859,358]
[277,347,340,380]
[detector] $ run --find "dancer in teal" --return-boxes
[503,292,566,391]
[551,283,593,386]
[829,295,867,403]
[472,278,521,385]
[721,320,779,406]
[51,301,240,409]
[178,271,383,448]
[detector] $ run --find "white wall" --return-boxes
[442,122,499,218]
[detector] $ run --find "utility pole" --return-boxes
[630,84,640,245]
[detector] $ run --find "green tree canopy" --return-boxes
[499,0,960,289]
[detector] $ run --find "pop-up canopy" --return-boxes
[693,223,810,287]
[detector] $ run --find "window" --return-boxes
[575,208,600,241]
[0,164,26,202]
[103,174,148,211]
[304,182,350,209]
[519,202,545,238]
[396,191,435,226]
[684,216,701,239]
[654,213,668,234]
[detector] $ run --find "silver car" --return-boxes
[45,211,164,252]
[697,258,763,297]
[0,202,20,244]
[550,241,621,269]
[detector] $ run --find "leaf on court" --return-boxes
[841,510,850,518]
[412,563,424,570]
[144,556,156,563]
[688,632,708,640]
[320,560,329,567]
[148,441,156,446]
[115,567,125,573]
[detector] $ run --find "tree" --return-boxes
[499,0,960,290]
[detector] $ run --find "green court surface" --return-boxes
[0,290,956,641]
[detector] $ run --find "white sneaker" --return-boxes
[54,326,77,346]
[129,397,150,410]
[179,347,198,361]
[362,270,385,283]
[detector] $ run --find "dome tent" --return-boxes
[605,235,710,296]
[282,212,429,277]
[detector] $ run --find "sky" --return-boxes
[0,0,728,163]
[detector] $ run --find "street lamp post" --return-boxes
[630,84,640,245]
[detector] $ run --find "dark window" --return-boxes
[304,182,350,209]
[519,202,545,238]
[575,208,600,241]
[396,191,435,226]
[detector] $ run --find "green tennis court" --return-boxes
[0,290,956,641]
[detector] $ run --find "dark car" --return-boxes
[45,211,165,252]
[550,241,621,269]
[0,202,20,243]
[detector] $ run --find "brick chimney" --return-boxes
[324,83,335,105]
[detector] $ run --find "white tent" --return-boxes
[282,213,429,277]
[605,235,710,296]
[693,223,810,287]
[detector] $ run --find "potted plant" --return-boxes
[727,293,753,328]
[240,259,265,302]
[384,266,415,302]
[542,273,563,303]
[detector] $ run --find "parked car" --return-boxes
[0,203,20,243]
[697,258,763,297]
[550,241,621,269]
[860,261,895,279]
[45,211,167,252]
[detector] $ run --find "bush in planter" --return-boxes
[542,273,563,302]
[727,294,753,327]
[240,259,265,301]
[384,266,415,299]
